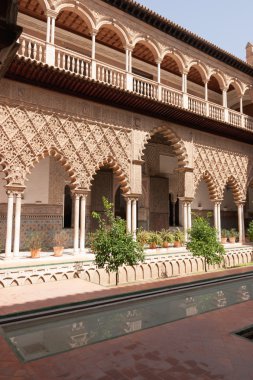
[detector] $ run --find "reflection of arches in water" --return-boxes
[169,194,179,226]
[115,186,126,220]
[64,185,72,228]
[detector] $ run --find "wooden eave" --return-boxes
[5,56,253,145]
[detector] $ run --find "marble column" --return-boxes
[73,194,80,254]
[13,193,22,257]
[132,199,137,240]
[237,203,245,243]
[126,197,132,233]
[5,192,14,258]
[183,201,188,240]
[80,194,87,253]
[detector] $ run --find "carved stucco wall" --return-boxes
[0,102,132,193]
[193,143,251,202]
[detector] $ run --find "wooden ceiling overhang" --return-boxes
[5,56,253,145]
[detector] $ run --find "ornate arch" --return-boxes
[89,156,130,193]
[54,1,95,31]
[161,49,186,74]
[187,61,208,82]
[26,147,77,186]
[222,175,244,203]
[139,125,189,168]
[227,78,243,97]
[194,170,219,201]
[208,70,226,90]
[96,19,130,47]
[132,35,161,61]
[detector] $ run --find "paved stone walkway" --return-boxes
[0,267,253,379]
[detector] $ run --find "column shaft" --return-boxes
[51,17,55,44]
[157,62,161,83]
[73,195,80,254]
[132,199,137,240]
[126,198,132,233]
[13,193,22,257]
[217,203,221,241]
[183,202,188,240]
[91,33,96,60]
[46,16,51,43]
[80,195,87,253]
[187,203,192,230]
[5,193,14,258]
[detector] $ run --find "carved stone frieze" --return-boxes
[0,103,132,192]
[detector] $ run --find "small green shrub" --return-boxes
[187,216,225,271]
[91,197,144,285]
[247,221,253,241]
[221,229,229,239]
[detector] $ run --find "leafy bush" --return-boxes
[247,221,253,242]
[53,230,69,247]
[26,231,44,250]
[91,197,144,285]
[187,216,225,271]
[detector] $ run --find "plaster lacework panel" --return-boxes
[0,104,131,191]
[194,144,249,201]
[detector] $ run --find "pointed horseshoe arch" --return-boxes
[89,156,130,193]
[194,171,219,201]
[139,126,189,168]
[222,176,244,203]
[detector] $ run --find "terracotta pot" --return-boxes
[149,242,157,249]
[221,237,227,244]
[162,241,169,248]
[174,241,181,248]
[30,249,41,258]
[53,246,64,257]
[229,237,236,244]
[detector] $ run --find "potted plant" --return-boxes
[159,229,174,248]
[147,231,162,249]
[221,229,228,244]
[27,232,43,258]
[53,230,68,256]
[136,228,149,248]
[228,228,239,243]
[173,228,185,248]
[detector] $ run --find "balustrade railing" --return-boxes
[161,86,182,107]
[208,103,224,122]
[55,47,91,77]
[228,110,242,128]
[18,34,46,63]
[16,33,253,134]
[133,76,158,99]
[244,116,253,131]
[188,95,206,116]
[96,62,125,89]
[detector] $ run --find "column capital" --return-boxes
[5,185,25,195]
[155,58,162,65]
[124,194,140,201]
[124,44,133,52]
[91,28,98,37]
[46,10,57,18]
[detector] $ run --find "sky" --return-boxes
[137,0,253,61]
